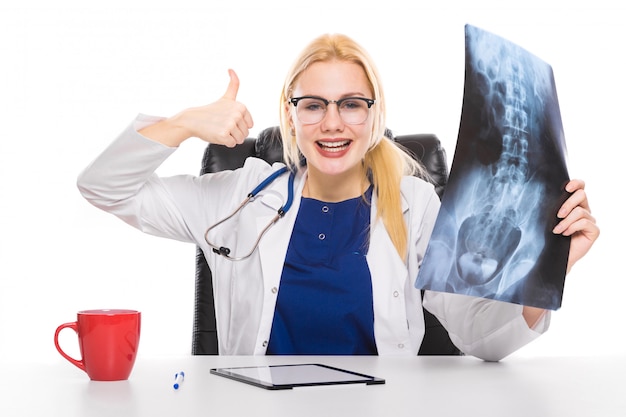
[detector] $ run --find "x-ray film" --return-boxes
[415,25,571,310]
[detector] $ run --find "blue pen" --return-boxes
[173,371,185,390]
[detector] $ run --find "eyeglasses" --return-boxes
[289,96,375,125]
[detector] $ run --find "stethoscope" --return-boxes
[204,166,295,261]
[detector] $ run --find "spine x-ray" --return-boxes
[415,25,571,310]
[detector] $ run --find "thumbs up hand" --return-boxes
[182,69,254,147]
[139,69,254,147]
[208,69,255,146]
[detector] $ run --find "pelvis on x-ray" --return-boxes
[415,25,571,310]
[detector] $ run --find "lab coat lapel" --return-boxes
[256,170,305,288]
[367,190,412,354]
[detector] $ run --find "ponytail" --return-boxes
[364,136,425,260]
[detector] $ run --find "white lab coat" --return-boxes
[77,114,549,361]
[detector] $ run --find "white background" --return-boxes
[1,1,623,362]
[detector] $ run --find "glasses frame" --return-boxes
[289,96,376,125]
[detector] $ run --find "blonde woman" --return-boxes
[78,34,598,360]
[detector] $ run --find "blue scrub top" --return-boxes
[267,187,377,355]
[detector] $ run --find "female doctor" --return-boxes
[77,34,599,361]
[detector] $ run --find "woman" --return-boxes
[77,34,599,360]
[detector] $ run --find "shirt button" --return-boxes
[322,206,329,213]
[271,287,278,294]
[262,341,268,347]
[393,291,400,298]
[398,343,405,349]
[318,233,326,240]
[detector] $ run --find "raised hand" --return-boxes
[139,69,254,147]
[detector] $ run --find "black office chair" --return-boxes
[192,127,461,356]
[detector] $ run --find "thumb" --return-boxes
[222,69,240,101]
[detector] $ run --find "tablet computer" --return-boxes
[210,363,385,390]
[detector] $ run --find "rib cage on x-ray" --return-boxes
[416,25,570,310]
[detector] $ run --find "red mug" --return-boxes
[54,309,141,381]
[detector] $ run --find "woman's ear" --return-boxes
[283,101,296,136]
[287,112,296,137]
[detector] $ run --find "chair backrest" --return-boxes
[192,127,461,355]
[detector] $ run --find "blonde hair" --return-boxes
[279,34,425,259]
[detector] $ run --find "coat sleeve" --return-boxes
[77,114,211,244]
[423,291,550,361]
[77,115,276,246]
[77,115,200,241]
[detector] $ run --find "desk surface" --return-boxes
[1,355,624,417]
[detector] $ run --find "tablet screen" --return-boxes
[210,363,385,390]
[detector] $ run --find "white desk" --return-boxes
[1,355,624,417]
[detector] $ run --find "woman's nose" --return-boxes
[320,103,344,130]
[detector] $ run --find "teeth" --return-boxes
[318,140,350,151]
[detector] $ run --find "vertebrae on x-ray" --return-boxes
[456,49,533,287]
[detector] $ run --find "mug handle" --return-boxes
[54,322,86,373]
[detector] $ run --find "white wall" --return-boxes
[1,0,623,362]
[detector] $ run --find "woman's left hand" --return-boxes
[552,179,600,273]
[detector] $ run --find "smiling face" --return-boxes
[289,60,375,182]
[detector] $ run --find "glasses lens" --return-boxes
[294,97,372,125]
[338,98,370,124]
[295,98,326,124]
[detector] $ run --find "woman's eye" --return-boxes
[304,101,324,111]
[341,100,364,110]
